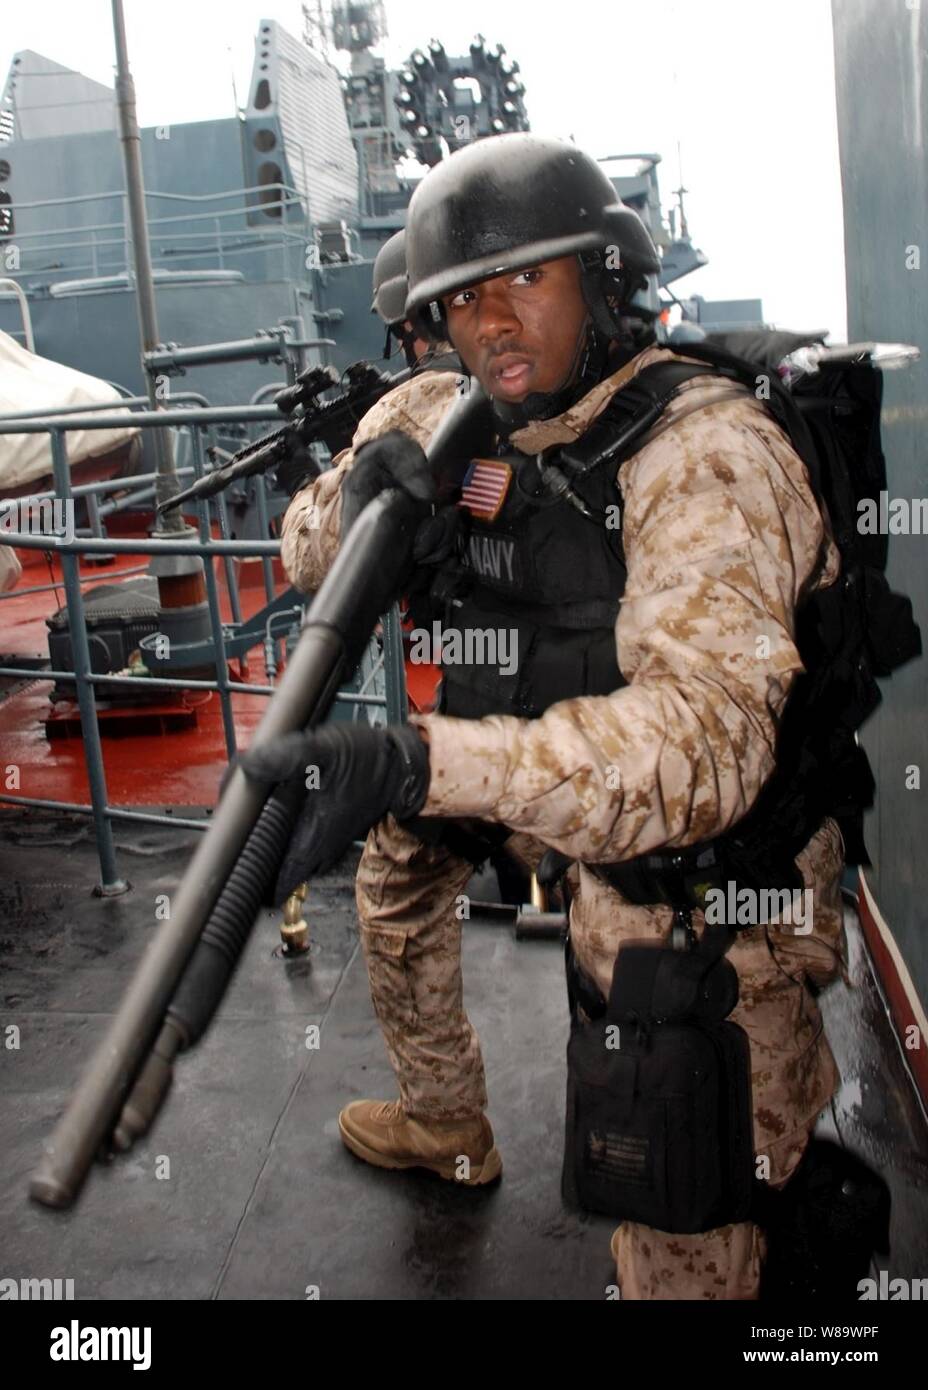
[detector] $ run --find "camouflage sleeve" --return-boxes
[410,395,840,863]
[279,371,462,593]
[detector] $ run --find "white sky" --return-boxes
[2,0,848,338]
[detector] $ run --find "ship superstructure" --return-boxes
[0,4,756,403]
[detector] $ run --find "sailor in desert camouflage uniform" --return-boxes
[284,224,463,585]
[252,134,846,1300]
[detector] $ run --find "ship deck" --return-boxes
[0,536,296,809]
[1,526,926,1303]
[1,805,927,1302]
[0,533,440,810]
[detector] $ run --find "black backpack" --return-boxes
[566,330,922,895]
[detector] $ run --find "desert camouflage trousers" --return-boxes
[354,815,847,1300]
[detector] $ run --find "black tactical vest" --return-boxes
[414,357,725,721]
[420,445,628,720]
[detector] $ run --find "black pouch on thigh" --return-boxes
[561,932,754,1233]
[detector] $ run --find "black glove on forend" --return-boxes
[237,722,430,906]
[340,429,436,539]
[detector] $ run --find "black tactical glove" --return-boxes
[272,443,320,499]
[340,429,436,538]
[410,502,464,565]
[237,722,430,906]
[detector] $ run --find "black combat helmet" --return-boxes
[370,229,408,328]
[404,133,660,333]
[370,228,422,367]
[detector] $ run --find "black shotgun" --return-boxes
[29,380,490,1210]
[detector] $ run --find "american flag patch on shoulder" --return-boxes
[457,458,513,521]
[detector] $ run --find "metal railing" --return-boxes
[0,404,407,893]
[2,182,315,287]
[0,277,35,350]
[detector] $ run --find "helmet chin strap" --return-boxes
[387,323,421,371]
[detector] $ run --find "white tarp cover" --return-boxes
[0,539,21,592]
[0,328,139,490]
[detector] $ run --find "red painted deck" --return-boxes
[0,517,439,810]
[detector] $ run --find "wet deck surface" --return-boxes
[0,544,283,809]
[0,538,442,814]
[1,808,926,1301]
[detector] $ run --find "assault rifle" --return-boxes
[157,361,412,514]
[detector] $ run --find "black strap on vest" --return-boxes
[556,360,721,483]
[415,349,464,376]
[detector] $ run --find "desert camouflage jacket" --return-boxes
[280,347,840,863]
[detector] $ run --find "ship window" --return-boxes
[454,77,482,104]
[0,159,9,182]
[254,79,272,111]
[253,129,276,152]
[257,161,283,218]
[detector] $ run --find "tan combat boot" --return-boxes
[338,1099,502,1185]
